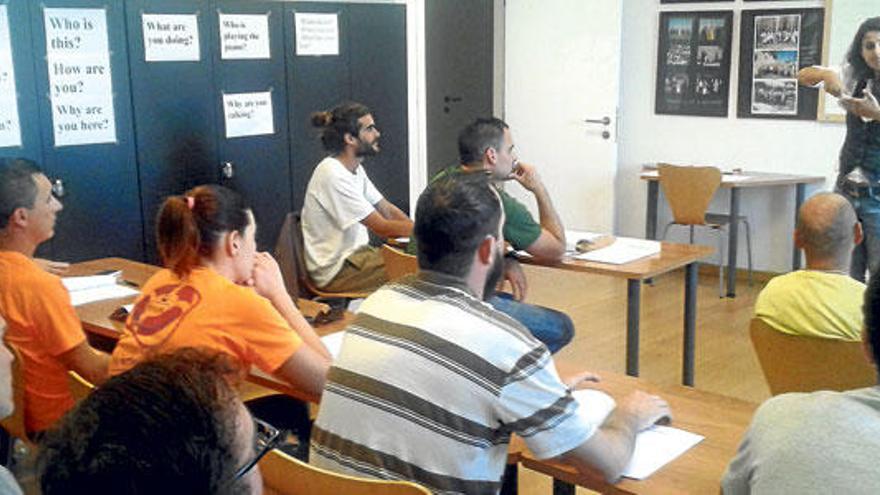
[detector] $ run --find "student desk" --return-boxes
[641,170,825,298]
[513,367,757,494]
[68,257,352,402]
[519,242,713,386]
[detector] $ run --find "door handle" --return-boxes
[444,96,463,103]
[584,116,611,126]
[51,179,65,198]
[221,161,234,179]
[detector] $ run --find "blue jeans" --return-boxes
[843,186,880,282]
[489,293,574,354]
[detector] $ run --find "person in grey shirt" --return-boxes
[722,273,880,494]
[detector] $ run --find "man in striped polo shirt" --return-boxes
[311,173,670,493]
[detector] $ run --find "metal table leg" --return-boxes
[501,462,518,495]
[726,189,740,297]
[683,262,698,386]
[626,279,641,377]
[793,183,805,270]
[646,180,659,240]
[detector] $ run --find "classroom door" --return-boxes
[29,0,142,261]
[425,0,494,176]
[212,0,292,251]
[505,0,621,232]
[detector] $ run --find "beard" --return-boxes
[482,248,505,301]
[355,138,380,157]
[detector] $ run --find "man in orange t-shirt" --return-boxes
[109,266,303,378]
[0,158,109,435]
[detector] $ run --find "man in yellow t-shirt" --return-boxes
[755,193,865,340]
[0,158,109,435]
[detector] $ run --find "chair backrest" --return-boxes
[275,212,308,299]
[657,163,722,226]
[260,448,432,495]
[67,371,96,403]
[380,245,418,281]
[750,317,877,395]
[0,342,30,444]
[275,212,369,300]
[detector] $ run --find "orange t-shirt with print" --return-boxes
[109,267,303,377]
[0,252,86,432]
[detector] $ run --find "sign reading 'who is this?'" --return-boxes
[0,5,22,148]
[44,8,117,147]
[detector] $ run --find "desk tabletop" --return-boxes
[514,366,757,494]
[640,169,825,188]
[520,242,713,280]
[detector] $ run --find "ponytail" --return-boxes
[155,185,251,277]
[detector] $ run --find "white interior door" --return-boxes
[504,0,621,232]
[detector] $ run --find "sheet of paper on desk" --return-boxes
[622,425,704,479]
[722,174,752,182]
[67,285,139,307]
[564,230,605,252]
[62,274,120,292]
[321,332,346,360]
[574,238,660,264]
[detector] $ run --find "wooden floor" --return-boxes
[515,263,769,494]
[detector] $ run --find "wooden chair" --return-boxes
[260,448,431,495]
[274,212,370,300]
[658,164,727,297]
[750,318,877,395]
[67,371,96,403]
[0,342,34,466]
[380,244,418,281]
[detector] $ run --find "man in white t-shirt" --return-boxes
[301,102,413,293]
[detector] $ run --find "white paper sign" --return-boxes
[223,91,274,138]
[294,12,339,56]
[0,6,21,148]
[44,8,116,147]
[142,14,200,62]
[219,14,270,60]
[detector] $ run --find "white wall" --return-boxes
[616,0,843,273]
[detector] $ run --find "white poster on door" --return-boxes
[223,91,274,138]
[219,13,270,60]
[142,14,200,62]
[0,5,21,148]
[294,12,339,56]
[44,8,116,147]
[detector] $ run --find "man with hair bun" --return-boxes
[301,102,413,293]
[0,157,109,438]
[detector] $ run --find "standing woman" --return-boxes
[800,17,880,280]
[109,184,331,454]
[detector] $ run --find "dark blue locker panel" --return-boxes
[28,0,142,262]
[0,0,43,163]
[126,0,218,263]
[213,0,291,251]
[284,2,351,210]
[349,3,409,214]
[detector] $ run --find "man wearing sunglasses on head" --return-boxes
[38,348,280,494]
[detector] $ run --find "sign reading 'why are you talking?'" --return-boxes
[44,8,116,147]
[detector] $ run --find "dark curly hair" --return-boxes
[38,348,250,495]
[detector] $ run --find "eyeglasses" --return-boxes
[233,417,285,480]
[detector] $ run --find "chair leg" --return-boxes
[743,219,753,286]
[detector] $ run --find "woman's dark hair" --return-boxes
[38,349,249,495]
[846,17,880,85]
[310,102,372,153]
[156,185,251,276]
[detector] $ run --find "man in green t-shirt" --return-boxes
[424,118,573,353]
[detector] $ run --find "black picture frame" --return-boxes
[737,8,825,120]
[655,11,733,117]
